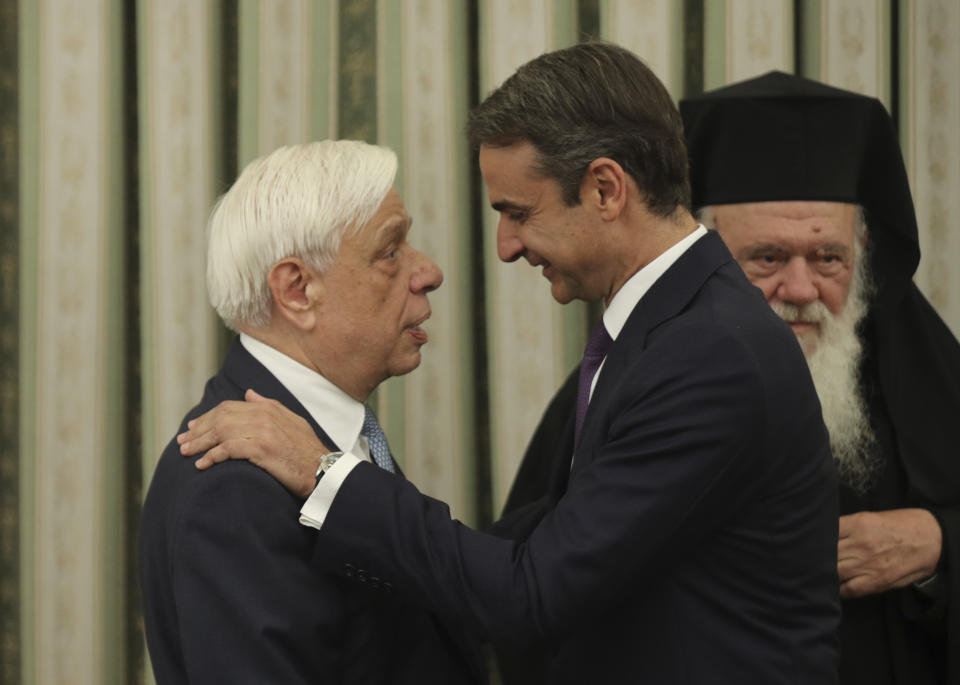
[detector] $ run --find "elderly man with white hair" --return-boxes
[139,140,484,685]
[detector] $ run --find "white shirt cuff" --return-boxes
[299,452,363,530]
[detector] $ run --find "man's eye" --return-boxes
[508,211,527,222]
[742,254,782,277]
[381,244,402,260]
[814,253,845,274]
[752,254,781,266]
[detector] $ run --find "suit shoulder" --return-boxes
[174,459,303,531]
[644,316,767,381]
[141,374,305,549]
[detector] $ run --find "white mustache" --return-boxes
[769,300,832,325]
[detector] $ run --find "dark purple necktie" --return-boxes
[575,320,613,445]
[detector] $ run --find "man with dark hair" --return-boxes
[178,44,840,683]
[466,42,691,216]
[507,70,960,685]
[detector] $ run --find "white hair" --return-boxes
[206,140,398,330]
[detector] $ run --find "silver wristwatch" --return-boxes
[314,451,344,486]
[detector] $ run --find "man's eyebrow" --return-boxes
[740,243,788,258]
[813,242,852,255]
[739,242,853,259]
[376,215,411,242]
[491,200,529,213]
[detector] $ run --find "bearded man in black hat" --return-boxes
[679,72,960,685]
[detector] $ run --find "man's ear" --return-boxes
[267,258,318,331]
[583,157,627,220]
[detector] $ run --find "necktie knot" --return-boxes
[575,320,613,444]
[361,406,396,473]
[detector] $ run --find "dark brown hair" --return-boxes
[467,42,691,216]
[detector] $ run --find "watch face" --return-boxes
[316,451,343,483]
[321,451,343,472]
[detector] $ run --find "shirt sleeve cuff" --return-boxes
[299,452,362,530]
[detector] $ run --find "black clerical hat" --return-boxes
[680,71,920,297]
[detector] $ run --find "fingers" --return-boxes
[840,567,925,598]
[193,437,264,470]
[179,427,224,457]
[185,410,288,456]
[245,388,268,403]
[178,400,243,451]
[837,538,919,596]
[836,537,859,563]
[179,388,326,501]
[179,400,246,440]
[194,443,233,470]
[839,577,870,599]
[194,439,321,500]
[178,394,284,455]
[837,555,860,583]
[838,553,892,597]
[837,513,858,539]
[179,415,249,456]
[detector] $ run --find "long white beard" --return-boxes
[770,253,880,495]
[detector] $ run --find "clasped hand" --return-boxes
[838,508,942,598]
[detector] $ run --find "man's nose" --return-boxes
[775,257,819,306]
[410,250,443,294]
[496,218,524,263]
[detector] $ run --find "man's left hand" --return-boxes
[838,508,942,598]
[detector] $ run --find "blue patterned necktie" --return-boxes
[362,405,396,473]
[575,320,613,445]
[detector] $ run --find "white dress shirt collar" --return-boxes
[239,333,366,456]
[602,225,708,341]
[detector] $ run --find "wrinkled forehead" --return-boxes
[710,200,859,245]
[716,199,856,220]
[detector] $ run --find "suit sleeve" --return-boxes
[314,326,768,646]
[173,462,343,683]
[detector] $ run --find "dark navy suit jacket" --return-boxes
[312,232,841,684]
[139,338,485,684]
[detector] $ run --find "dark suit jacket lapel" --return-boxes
[574,231,734,471]
[548,410,576,500]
